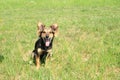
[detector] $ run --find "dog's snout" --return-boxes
[46,35,49,38]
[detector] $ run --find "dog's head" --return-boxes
[37,22,58,47]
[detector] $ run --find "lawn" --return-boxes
[0,0,120,80]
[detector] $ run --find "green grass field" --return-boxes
[0,0,120,80]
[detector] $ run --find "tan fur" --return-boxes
[50,23,58,37]
[36,55,40,69]
[37,48,42,55]
[34,22,58,69]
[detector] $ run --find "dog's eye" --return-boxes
[42,31,46,33]
[49,32,53,34]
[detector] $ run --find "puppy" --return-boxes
[32,22,58,69]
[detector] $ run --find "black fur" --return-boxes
[33,37,54,64]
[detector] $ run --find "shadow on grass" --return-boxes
[0,55,4,63]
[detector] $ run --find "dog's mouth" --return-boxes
[44,38,52,47]
[45,39,50,47]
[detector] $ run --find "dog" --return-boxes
[32,22,58,69]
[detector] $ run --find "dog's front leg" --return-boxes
[45,52,52,67]
[36,48,42,69]
[36,55,40,69]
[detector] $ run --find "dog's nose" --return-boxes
[46,35,49,38]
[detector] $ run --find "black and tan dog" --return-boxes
[32,22,58,69]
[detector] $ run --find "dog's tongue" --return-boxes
[45,41,50,47]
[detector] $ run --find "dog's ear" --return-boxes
[37,22,45,32]
[37,22,45,35]
[50,23,58,36]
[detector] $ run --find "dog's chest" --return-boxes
[37,48,52,55]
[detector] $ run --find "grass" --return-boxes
[0,0,120,80]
